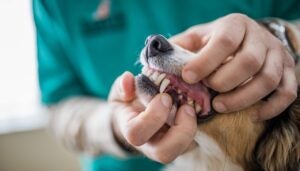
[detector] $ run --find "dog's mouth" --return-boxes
[137,66,216,122]
[135,34,217,124]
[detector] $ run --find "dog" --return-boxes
[135,34,300,171]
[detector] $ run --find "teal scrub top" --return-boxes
[33,0,300,171]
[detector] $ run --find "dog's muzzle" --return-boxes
[136,34,217,124]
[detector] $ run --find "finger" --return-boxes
[139,105,196,163]
[182,20,246,84]
[109,71,136,102]
[123,93,172,146]
[206,29,267,92]
[169,25,210,52]
[254,64,297,121]
[213,49,284,113]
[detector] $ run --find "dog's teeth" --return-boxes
[154,73,166,85]
[177,90,182,94]
[160,78,170,93]
[151,71,159,82]
[195,103,202,113]
[147,69,154,77]
[150,71,159,81]
[187,97,194,107]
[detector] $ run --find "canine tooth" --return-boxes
[160,78,170,93]
[195,103,202,113]
[177,90,182,94]
[154,73,166,85]
[150,71,159,81]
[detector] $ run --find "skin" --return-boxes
[171,13,297,121]
[109,72,197,163]
[110,13,297,163]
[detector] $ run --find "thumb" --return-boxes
[109,71,136,102]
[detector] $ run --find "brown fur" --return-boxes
[198,92,300,171]
[198,104,265,170]
[254,91,300,171]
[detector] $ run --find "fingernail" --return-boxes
[184,105,195,117]
[214,101,227,113]
[161,94,171,108]
[183,70,198,83]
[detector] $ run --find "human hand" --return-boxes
[171,13,297,121]
[108,71,197,163]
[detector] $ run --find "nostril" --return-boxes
[150,39,160,51]
[146,34,173,57]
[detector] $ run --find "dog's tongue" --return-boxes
[165,74,212,115]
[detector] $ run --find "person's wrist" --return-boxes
[110,104,139,155]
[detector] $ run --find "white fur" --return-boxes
[163,131,243,171]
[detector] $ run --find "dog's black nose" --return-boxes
[145,34,173,57]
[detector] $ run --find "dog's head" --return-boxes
[135,35,300,171]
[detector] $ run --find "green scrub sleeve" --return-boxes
[273,0,300,20]
[33,0,85,105]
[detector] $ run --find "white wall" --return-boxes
[0,0,46,133]
[0,3,80,171]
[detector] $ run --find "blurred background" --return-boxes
[0,0,80,170]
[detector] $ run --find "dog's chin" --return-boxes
[136,67,217,124]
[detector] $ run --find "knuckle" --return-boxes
[261,72,279,90]
[209,79,225,92]
[208,77,233,92]
[154,114,166,123]
[147,112,167,124]
[186,25,200,34]
[242,52,261,71]
[227,97,248,112]
[124,124,144,146]
[282,88,297,102]
[153,148,175,164]
[217,33,238,49]
[177,123,197,138]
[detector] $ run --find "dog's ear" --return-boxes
[254,93,300,171]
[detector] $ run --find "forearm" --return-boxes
[48,96,127,157]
